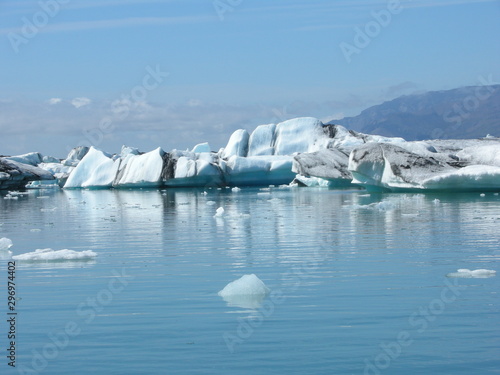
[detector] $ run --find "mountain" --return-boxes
[332,85,500,140]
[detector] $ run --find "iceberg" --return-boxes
[0,237,13,251]
[218,274,270,297]
[164,149,224,187]
[348,143,456,191]
[5,152,43,166]
[446,269,496,278]
[0,237,13,260]
[219,275,270,307]
[348,142,500,192]
[223,155,295,186]
[214,206,225,217]
[63,146,89,167]
[6,116,499,191]
[113,147,165,188]
[12,248,97,261]
[292,148,352,186]
[0,157,55,190]
[64,147,119,188]
[422,165,500,191]
[291,175,333,187]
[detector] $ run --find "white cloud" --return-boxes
[48,98,62,105]
[71,97,91,109]
[0,95,375,157]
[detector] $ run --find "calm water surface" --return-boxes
[1,187,499,375]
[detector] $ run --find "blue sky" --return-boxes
[1,0,499,157]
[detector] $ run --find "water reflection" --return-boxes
[220,294,267,309]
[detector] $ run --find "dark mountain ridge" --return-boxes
[331,85,500,140]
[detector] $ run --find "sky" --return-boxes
[1,0,499,158]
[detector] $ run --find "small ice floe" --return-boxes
[201,191,208,196]
[433,199,441,205]
[446,269,496,278]
[214,207,225,217]
[231,187,241,192]
[3,194,18,200]
[0,237,13,260]
[30,229,42,232]
[0,237,13,251]
[351,200,396,212]
[218,274,270,309]
[480,193,486,197]
[8,191,26,196]
[40,207,57,212]
[12,248,97,262]
[206,200,216,206]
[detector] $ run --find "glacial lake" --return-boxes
[1,187,499,375]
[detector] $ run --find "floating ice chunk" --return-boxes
[446,269,496,278]
[218,274,270,297]
[0,238,13,251]
[293,175,333,187]
[12,249,97,262]
[350,200,396,211]
[214,207,225,217]
[433,199,441,204]
[206,200,216,206]
[0,239,13,260]
[231,187,241,192]
[8,191,26,196]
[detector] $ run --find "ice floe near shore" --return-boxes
[1,116,499,191]
[12,248,97,261]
